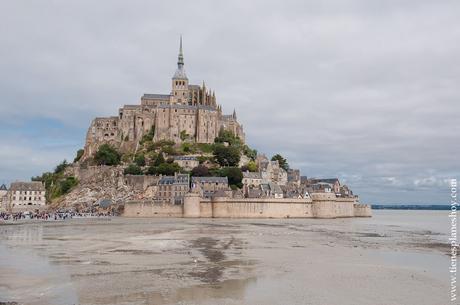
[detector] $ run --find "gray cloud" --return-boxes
[0,0,458,204]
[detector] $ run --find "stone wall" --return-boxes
[123,192,372,219]
[123,201,182,217]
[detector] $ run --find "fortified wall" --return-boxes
[123,192,372,219]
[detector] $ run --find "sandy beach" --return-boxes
[0,210,450,305]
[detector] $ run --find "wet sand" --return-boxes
[0,211,451,305]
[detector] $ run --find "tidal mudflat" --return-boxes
[0,210,450,305]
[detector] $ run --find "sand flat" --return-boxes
[0,211,450,305]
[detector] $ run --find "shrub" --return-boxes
[73,149,84,163]
[219,167,243,188]
[124,163,143,175]
[54,160,69,174]
[191,165,209,177]
[134,154,146,167]
[94,144,121,166]
[213,144,240,167]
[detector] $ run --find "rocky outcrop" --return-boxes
[54,165,155,210]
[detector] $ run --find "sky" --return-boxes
[0,0,458,204]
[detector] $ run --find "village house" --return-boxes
[155,174,189,205]
[7,181,46,212]
[191,176,230,198]
[173,156,199,171]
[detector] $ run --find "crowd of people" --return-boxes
[0,210,114,222]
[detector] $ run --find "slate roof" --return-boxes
[9,181,45,191]
[159,174,189,185]
[243,171,261,179]
[174,156,198,161]
[142,94,171,100]
[157,104,216,111]
[0,184,7,191]
[192,177,228,184]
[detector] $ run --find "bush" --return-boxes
[146,162,181,176]
[241,160,258,172]
[124,164,143,175]
[219,167,243,188]
[191,165,210,177]
[73,149,84,163]
[134,154,146,167]
[54,160,69,174]
[94,144,121,166]
[213,144,240,167]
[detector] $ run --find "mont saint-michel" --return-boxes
[0,39,371,219]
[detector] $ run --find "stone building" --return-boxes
[0,184,7,211]
[287,169,300,186]
[173,156,199,171]
[155,173,189,205]
[191,176,230,198]
[6,182,46,212]
[256,155,288,186]
[242,171,262,188]
[82,37,245,160]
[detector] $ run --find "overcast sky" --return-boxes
[0,0,458,204]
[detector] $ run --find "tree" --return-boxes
[191,165,209,177]
[94,144,121,166]
[134,154,146,167]
[180,130,189,141]
[219,167,243,188]
[153,153,165,166]
[146,163,181,176]
[213,144,240,167]
[124,164,143,175]
[54,160,68,174]
[73,149,84,163]
[241,160,258,172]
[271,154,289,171]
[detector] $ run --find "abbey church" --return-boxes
[83,38,245,158]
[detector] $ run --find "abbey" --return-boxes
[83,38,245,158]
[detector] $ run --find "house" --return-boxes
[260,182,284,199]
[173,156,199,171]
[155,173,189,204]
[0,184,8,211]
[242,171,262,188]
[191,176,230,198]
[7,181,46,212]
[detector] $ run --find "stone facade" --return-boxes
[191,176,230,198]
[173,156,199,171]
[123,192,372,219]
[6,182,46,212]
[155,173,189,205]
[82,38,244,160]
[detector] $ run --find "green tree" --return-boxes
[73,149,84,163]
[54,160,68,174]
[180,130,189,141]
[191,165,210,177]
[153,153,165,166]
[219,167,243,188]
[146,163,181,176]
[242,160,258,172]
[124,163,143,175]
[271,154,289,171]
[94,144,121,166]
[134,154,146,167]
[213,144,240,167]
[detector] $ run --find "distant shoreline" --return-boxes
[372,204,453,210]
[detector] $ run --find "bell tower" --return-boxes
[172,36,189,104]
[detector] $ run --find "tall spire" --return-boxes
[178,35,184,68]
[173,35,187,79]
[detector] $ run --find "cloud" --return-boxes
[0,0,459,204]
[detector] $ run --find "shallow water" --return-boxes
[0,211,452,305]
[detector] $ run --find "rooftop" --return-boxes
[192,177,228,184]
[10,181,45,191]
